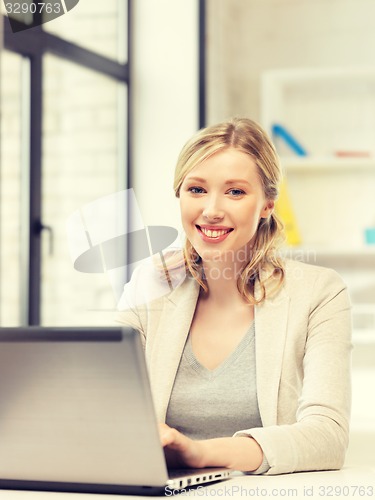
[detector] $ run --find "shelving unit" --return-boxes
[259,66,375,249]
[261,67,375,345]
[261,67,375,158]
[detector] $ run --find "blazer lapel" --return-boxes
[148,278,200,422]
[255,286,290,427]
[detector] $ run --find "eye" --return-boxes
[188,186,205,194]
[227,188,245,197]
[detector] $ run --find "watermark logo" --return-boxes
[66,189,186,305]
[3,0,80,32]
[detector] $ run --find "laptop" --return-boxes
[0,327,231,495]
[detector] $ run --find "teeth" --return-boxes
[200,227,230,238]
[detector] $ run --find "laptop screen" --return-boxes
[0,327,168,488]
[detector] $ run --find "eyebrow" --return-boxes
[185,176,251,186]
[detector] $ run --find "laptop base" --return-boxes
[0,478,168,496]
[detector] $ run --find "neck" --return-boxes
[201,258,246,306]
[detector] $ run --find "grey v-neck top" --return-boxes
[166,322,263,440]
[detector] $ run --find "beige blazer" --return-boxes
[116,258,352,475]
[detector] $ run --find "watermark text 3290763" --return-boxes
[3,0,80,32]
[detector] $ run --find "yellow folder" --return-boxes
[275,180,301,247]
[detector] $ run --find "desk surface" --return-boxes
[1,466,374,500]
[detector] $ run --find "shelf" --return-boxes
[262,67,375,173]
[281,157,375,172]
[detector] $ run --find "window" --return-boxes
[1,0,130,325]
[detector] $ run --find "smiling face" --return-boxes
[179,148,274,263]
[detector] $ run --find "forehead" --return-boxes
[185,148,259,181]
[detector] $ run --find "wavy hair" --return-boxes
[173,117,285,305]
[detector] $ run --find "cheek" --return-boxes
[237,200,262,223]
[179,198,195,226]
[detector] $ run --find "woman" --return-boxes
[116,118,352,475]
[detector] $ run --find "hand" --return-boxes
[159,423,263,471]
[159,423,206,469]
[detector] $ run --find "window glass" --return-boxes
[41,54,127,326]
[0,50,23,325]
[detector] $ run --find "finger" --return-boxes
[161,427,185,448]
[158,423,176,446]
[161,428,179,447]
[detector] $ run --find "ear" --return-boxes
[260,200,274,219]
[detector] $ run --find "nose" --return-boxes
[202,194,224,222]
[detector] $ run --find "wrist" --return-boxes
[244,437,263,471]
[196,439,218,468]
[198,437,263,471]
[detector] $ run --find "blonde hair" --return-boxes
[173,117,285,305]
